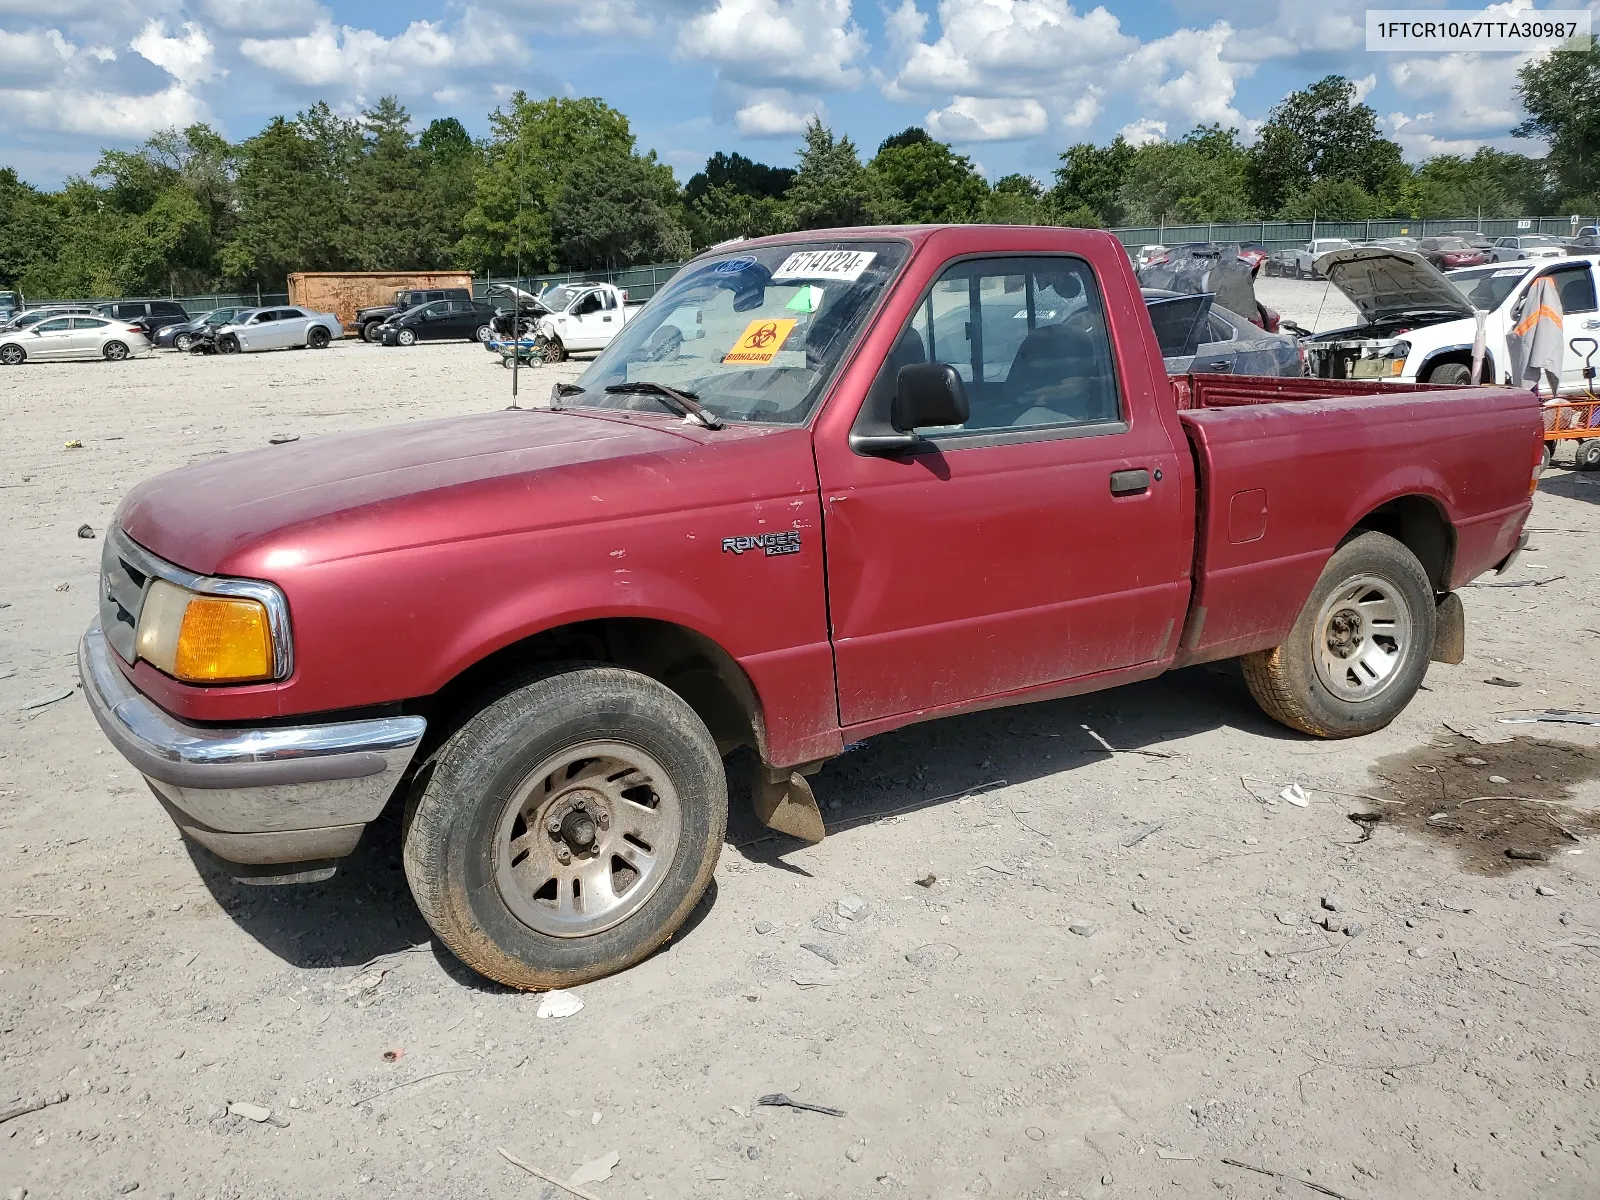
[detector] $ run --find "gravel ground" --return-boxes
[2,307,1598,1200]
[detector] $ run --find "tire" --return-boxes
[363,322,384,344]
[1577,438,1600,471]
[1543,441,1555,472]
[307,326,331,349]
[403,665,727,990]
[1294,263,1305,280]
[103,341,129,362]
[218,336,239,355]
[0,343,24,366]
[1242,531,1436,739]
[174,333,193,352]
[474,324,493,344]
[542,337,566,364]
[397,328,416,347]
[501,356,514,369]
[1426,361,1472,386]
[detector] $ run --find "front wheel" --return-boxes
[218,335,239,355]
[363,322,384,344]
[542,336,566,364]
[0,343,24,366]
[1242,531,1435,738]
[174,333,194,352]
[396,328,416,347]
[1426,361,1472,386]
[103,341,129,362]
[1576,437,1600,471]
[474,324,493,344]
[403,665,727,990]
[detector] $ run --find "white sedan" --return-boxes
[1488,235,1566,262]
[216,306,342,353]
[0,314,149,365]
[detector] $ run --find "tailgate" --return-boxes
[1174,385,1540,664]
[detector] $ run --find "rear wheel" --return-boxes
[1577,438,1600,471]
[103,341,129,362]
[307,326,330,349]
[0,343,24,366]
[1426,361,1472,386]
[397,328,416,347]
[403,665,727,990]
[1242,531,1435,738]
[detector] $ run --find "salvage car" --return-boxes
[379,298,500,345]
[1283,238,1353,279]
[81,225,1539,989]
[215,306,342,353]
[533,282,642,360]
[1142,288,1302,376]
[0,313,149,364]
[1303,247,1600,389]
[1418,237,1487,271]
[155,307,251,351]
[1489,235,1565,263]
[356,287,473,343]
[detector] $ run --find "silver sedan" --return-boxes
[0,314,150,365]
[216,306,343,353]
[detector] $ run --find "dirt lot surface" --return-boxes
[2,298,1598,1200]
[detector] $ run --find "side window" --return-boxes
[601,290,617,310]
[70,317,109,329]
[900,256,1121,435]
[1548,266,1597,314]
[36,318,71,332]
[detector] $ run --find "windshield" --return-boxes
[540,284,586,311]
[1447,264,1529,310]
[566,241,909,426]
[202,308,233,325]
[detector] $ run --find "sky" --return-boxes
[0,0,1585,188]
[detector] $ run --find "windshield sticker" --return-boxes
[772,250,877,283]
[1493,268,1530,277]
[786,285,824,313]
[723,318,797,365]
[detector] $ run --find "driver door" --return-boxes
[565,291,607,350]
[28,317,75,359]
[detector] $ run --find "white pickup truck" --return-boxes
[534,282,644,360]
[1281,238,1355,279]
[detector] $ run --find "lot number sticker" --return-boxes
[772,250,877,282]
[723,318,797,365]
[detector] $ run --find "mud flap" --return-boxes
[1431,592,1465,664]
[753,768,826,844]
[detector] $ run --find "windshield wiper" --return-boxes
[605,381,724,429]
[550,381,585,410]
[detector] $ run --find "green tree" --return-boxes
[684,151,794,203]
[1115,126,1255,224]
[1276,177,1383,221]
[1247,76,1406,214]
[786,119,895,230]
[224,114,351,286]
[341,97,437,269]
[460,94,635,272]
[1515,38,1600,208]
[688,184,789,247]
[1051,136,1136,226]
[553,149,690,269]
[0,168,58,287]
[869,127,988,224]
[979,173,1051,225]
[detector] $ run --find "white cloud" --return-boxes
[734,93,817,135]
[195,0,326,36]
[0,28,74,85]
[676,0,866,90]
[131,20,220,87]
[2,83,204,136]
[925,95,1047,141]
[883,0,926,53]
[509,0,659,36]
[1118,117,1165,146]
[240,10,523,95]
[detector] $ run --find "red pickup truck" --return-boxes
[81,225,1541,989]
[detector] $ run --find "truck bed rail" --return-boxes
[1171,374,1444,410]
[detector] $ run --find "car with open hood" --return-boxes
[1303,246,1600,389]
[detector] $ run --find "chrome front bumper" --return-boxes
[79,623,426,872]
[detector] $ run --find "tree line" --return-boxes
[2,44,1598,301]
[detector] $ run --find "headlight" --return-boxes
[135,578,284,683]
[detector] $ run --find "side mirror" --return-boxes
[892,362,969,432]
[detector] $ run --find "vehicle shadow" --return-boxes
[732,660,1300,865]
[195,661,1288,979]
[1537,468,1600,505]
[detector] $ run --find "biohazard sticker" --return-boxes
[723,318,797,365]
[771,250,877,282]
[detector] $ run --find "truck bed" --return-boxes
[1168,375,1540,665]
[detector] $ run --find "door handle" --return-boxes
[1110,469,1151,496]
[603,316,613,322]
[1585,319,1600,329]
[1205,359,1234,372]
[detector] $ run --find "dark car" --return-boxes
[154,306,251,351]
[1418,237,1488,271]
[0,290,23,323]
[1565,233,1600,256]
[1142,288,1302,377]
[379,299,499,346]
[1449,231,1493,251]
[357,287,472,342]
[97,299,190,337]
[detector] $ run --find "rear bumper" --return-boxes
[79,623,426,869]
[1496,528,1530,575]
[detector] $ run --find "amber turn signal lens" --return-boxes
[173,596,274,682]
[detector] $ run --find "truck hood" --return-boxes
[118,409,707,576]
[1314,247,1474,324]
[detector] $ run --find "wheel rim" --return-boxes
[106,342,127,360]
[1,346,21,364]
[1313,572,1413,701]
[493,741,684,939]
[476,325,491,342]
[175,334,192,350]
[399,330,414,345]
